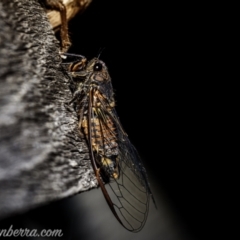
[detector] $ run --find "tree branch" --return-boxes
[0,0,96,221]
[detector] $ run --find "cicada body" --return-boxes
[65,54,155,232]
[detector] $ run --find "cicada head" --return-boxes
[86,58,110,84]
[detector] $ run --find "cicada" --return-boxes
[64,53,156,232]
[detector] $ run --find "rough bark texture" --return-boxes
[0,0,96,221]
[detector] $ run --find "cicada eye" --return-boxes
[94,62,103,71]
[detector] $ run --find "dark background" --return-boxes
[67,1,209,239]
[0,1,211,240]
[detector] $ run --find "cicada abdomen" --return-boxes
[81,88,120,181]
[65,54,155,232]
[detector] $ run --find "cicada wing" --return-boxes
[103,125,151,231]
[105,155,150,232]
[89,90,151,232]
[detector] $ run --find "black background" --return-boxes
[0,1,212,240]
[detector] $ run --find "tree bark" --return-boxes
[0,0,96,221]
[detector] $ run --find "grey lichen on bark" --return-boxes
[0,0,97,221]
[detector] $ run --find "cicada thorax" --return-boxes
[81,88,120,181]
